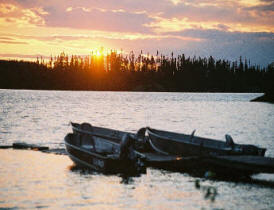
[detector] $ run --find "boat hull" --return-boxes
[69,123,272,177]
[147,127,266,157]
[65,133,142,174]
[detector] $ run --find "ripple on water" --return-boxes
[0,90,274,209]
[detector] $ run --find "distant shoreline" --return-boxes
[0,88,265,94]
[250,93,274,103]
[1,57,273,94]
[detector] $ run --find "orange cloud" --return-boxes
[146,16,274,33]
[0,0,273,66]
[0,3,48,27]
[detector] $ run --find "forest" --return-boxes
[0,50,273,92]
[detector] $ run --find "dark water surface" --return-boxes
[0,90,274,209]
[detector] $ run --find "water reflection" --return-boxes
[1,149,274,209]
[69,164,142,185]
[1,90,274,209]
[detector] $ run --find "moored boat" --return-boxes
[64,133,144,174]
[70,122,198,170]
[147,127,266,157]
[203,155,274,175]
[71,122,148,152]
[69,122,274,177]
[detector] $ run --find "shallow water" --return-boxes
[0,90,274,209]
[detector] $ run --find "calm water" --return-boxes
[0,90,274,209]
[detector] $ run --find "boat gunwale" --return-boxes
[71,122,137,146]
[72,125,121,145]
[71,123,148,159]
[147,127,267,156]
[147,127,208,146]
[147,127,235,151]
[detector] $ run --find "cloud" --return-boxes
[246,1,274,12]
[146,1,274,33]
[161,28,274,66]
[44,6,153,33]
[0,40,28,44]
[0,3,48,26]
[0,36,13,40]
[0,0,273,66]
[0,53,49,59]
[2,0,273,33]
[3,0,160,33]
[167,29,274,42]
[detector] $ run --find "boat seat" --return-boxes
[82,144,94,150]
[107,153,120,159]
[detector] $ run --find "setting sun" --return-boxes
[92,47,105,58]
[94,50,103,57]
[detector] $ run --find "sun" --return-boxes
[91,47,106,58]
[90,47,124,58]
[95,50,103,57]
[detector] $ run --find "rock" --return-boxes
[12,142,49,150]
[251,85,274,103]
[42,148,67,155]
[31,146,49,151]
[0,145,13,149]
[12,142,30,149]
[251,92,274,103]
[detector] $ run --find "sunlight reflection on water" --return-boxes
[0,90,274,209]
[1,150,274,209]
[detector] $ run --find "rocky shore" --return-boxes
[251,91,274,103]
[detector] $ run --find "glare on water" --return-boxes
[0,90,274,209]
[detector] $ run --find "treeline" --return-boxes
[0,50,273,92]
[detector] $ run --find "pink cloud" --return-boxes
[0,0,273,66]
[2,0,273,33]
[44,6,153,33]
[0,40,27,44]
[0,2,48,26]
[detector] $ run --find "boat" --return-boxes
[71,122,148,152]
[202,155,274,176]
[147,127,266,157]
[64,132,144,174]
[70,122,197,170]
[69,122,274,177]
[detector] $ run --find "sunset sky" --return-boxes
[0,0,273,66]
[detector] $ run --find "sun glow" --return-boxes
[94,50,103,57]
[90,47,124,58]
[91,47,109,58]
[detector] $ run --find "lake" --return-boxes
[0,90,274,209]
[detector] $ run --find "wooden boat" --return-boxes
[147,127,266,157]
[64,133,144,174]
